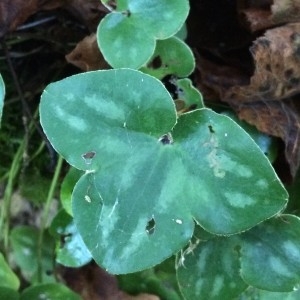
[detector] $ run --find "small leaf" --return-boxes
[60,167,84,216]
[173,78,204,114]
[241,215,300,292]
[0,253,19,290]
[50,209,92,267]
[97,0,189,68]
[10,226,55,283]
[176,234,247,300]
[20,283,81,300]
[140,37,195,79]
[0,73,5,125]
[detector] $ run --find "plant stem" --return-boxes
[36,155,63,283]
[0,140,24,255]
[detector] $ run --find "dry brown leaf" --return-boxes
[231,100,300,178]
[0,0,105,38]
[65,0,107,31]
[225,23,300,103]
[66,34,109,71]
[271,0,300,24]
[61,263,160,300]
[0,0,39,37]
[239,8,274,32]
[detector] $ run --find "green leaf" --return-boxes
[50,209,92,267]
[239,287,300,300]
[0,287,19,300]
[61,167,84,216]
[176,234,247,300]
[173,78,204,113]
[240,215,300,292]
[0,253,20,290]
[118,257,182,300]
[222,111,278,163]
[10,226,55,283]
[97,0,189,68]
[21,283,81,300]
[40,69,287,274]
[140,36,195,79]
[0,73,5,125]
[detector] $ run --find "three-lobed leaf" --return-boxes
[40,69,287,274]
[97,0,190,68]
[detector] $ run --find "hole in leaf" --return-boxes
[82,151,96,165]
[150,56,162,69]
[159,133,173,145]
[146,217,156,235]
[208,125,215,133]
[122,9,131,17]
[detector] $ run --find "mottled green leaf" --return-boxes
[40,69,287,274]
[177,235,247,300]
[50,209,92,267]
[241,215,300,292]
[97,0,189,68]
[0,253,19,290]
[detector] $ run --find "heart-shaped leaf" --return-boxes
[97,0,189,68]
[40,69,287,274]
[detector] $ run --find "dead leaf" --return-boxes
[60,263,160,300]
[66,34,109,71]
[239,8,274,32]
[271,0,300,24]
[225,23,300,103]
[0,0,39,37]
[230,100,300,178]
[195,53,250,101]
[0,0,106,38]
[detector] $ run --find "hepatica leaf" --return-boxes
[140,36,195,79]
[240,215,300,292]
[40,69,288,274]
[97,0,189,68]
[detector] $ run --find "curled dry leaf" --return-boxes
[223,23,300,178]
[225,23,300,103]
[239,8,274,32]
[271,0,300,24]
[66,34,109,71]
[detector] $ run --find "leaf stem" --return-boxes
[36,155,63,283]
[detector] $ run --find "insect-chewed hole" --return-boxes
[159,133,173,145]
[208,125,215,133]
[82,151,96,165]
[145,217,156,235]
